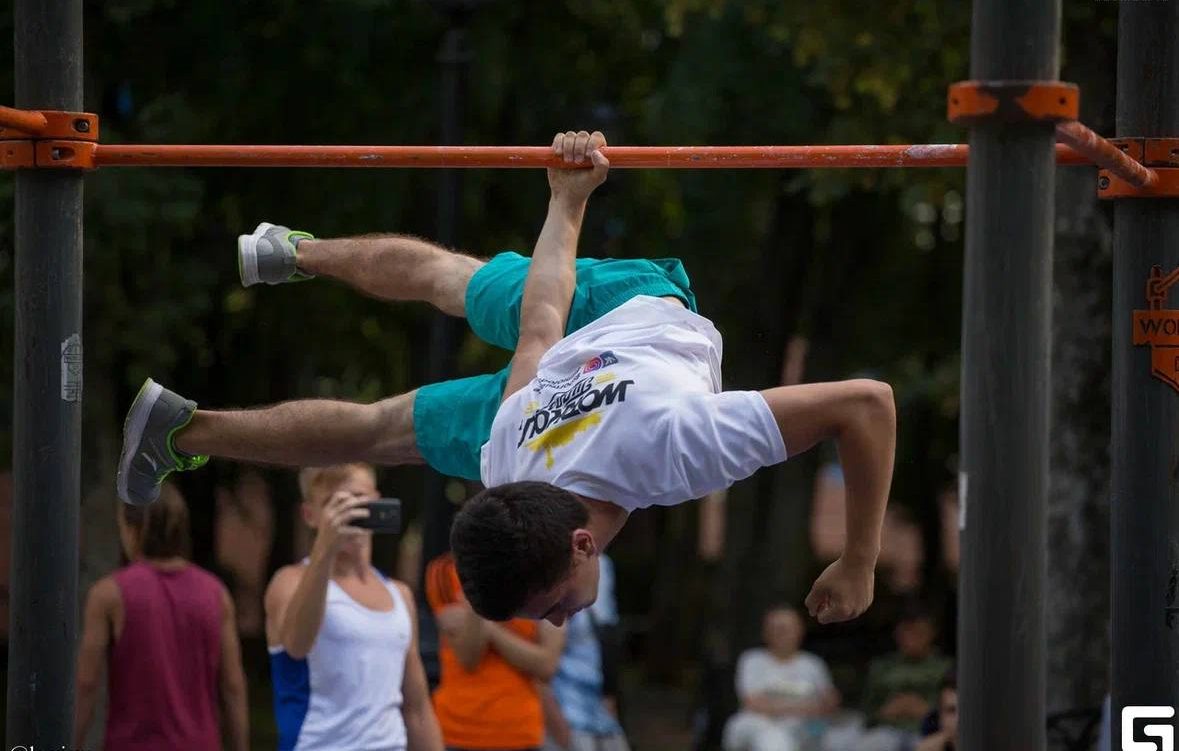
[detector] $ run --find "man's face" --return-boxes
[519,530,600,626]
[763,608,805,656]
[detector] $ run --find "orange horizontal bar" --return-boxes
[92,143,1094,169]
[1055,121,1158,188]
[0,106,48,134]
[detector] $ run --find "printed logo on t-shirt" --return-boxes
[516,359,635,468]
[581,351,618,374]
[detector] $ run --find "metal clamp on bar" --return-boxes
[0,140,35,168]
[947,80,1079,124]
[1098,138,1179,199]
[0,109,98,141]
[0,105,100,170]
[35,141,97,169]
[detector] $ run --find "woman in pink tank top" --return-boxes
[73,483,250,750]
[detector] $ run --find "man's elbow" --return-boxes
[849,379,895,426]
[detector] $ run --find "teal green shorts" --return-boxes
[413,252,697,480]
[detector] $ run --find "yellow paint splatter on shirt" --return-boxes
[525,412,603,469]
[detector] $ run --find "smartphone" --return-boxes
[351,498,402,534]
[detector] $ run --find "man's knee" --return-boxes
[367,391,423,465]
[431,253,485,317]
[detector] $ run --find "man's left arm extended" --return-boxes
[501,130,610,400]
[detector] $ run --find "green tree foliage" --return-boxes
[0,0,1116,743]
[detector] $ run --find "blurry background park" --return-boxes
[0,0,1117,748]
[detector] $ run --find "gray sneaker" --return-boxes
[237,222,315,287]
[117,379,208,506]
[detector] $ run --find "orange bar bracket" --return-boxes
[1056,122,1158,189]
[34,141,97,170]
[90,143,1092,170]
[0,110,98,141]
[0,107,101,170]
[948,80,1079,124]
[1098,137,1179,199]
[0,140,35,168]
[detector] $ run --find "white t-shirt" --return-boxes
[734,648,834,702]
[480,296,787,511]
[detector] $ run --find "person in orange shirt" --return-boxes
[426,552,565,751]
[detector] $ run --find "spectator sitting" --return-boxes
[915,670,957,751]
[825,602,953,751]
[543,555,630,751]
[426,551,564,751]
[74,484,249,751]
[723,605,840,751]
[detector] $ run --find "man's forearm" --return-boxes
[837,383,895,563]
[517,196,586,344]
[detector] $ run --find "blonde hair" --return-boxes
[120,482,191,559]
[298,463,376,504]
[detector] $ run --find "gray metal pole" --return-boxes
[958,1,1058,748]
[7,0,83,745]
[417,13,471,690]
[1110,1,1179,743]
[420,18,468,578]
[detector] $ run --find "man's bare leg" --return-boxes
[296,235,484,317]
[117,377,424,505]
[174,391,422,468]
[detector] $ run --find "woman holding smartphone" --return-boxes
[265,462,442,751]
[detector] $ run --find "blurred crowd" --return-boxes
[0,448,961,750]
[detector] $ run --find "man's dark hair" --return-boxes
[450,481,588,621]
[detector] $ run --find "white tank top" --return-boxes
[269,568,411,751]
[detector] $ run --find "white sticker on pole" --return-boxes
[61,333,82,402]
[958,471,968,531]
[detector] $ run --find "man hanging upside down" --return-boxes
[118,130,895,627]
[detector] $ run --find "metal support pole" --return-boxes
[417,12,471,689]
[7,0,83,745]
[958,1,1057,749]
[1110,1,1179,743]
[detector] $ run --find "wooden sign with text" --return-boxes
[1132,265,1179,393]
